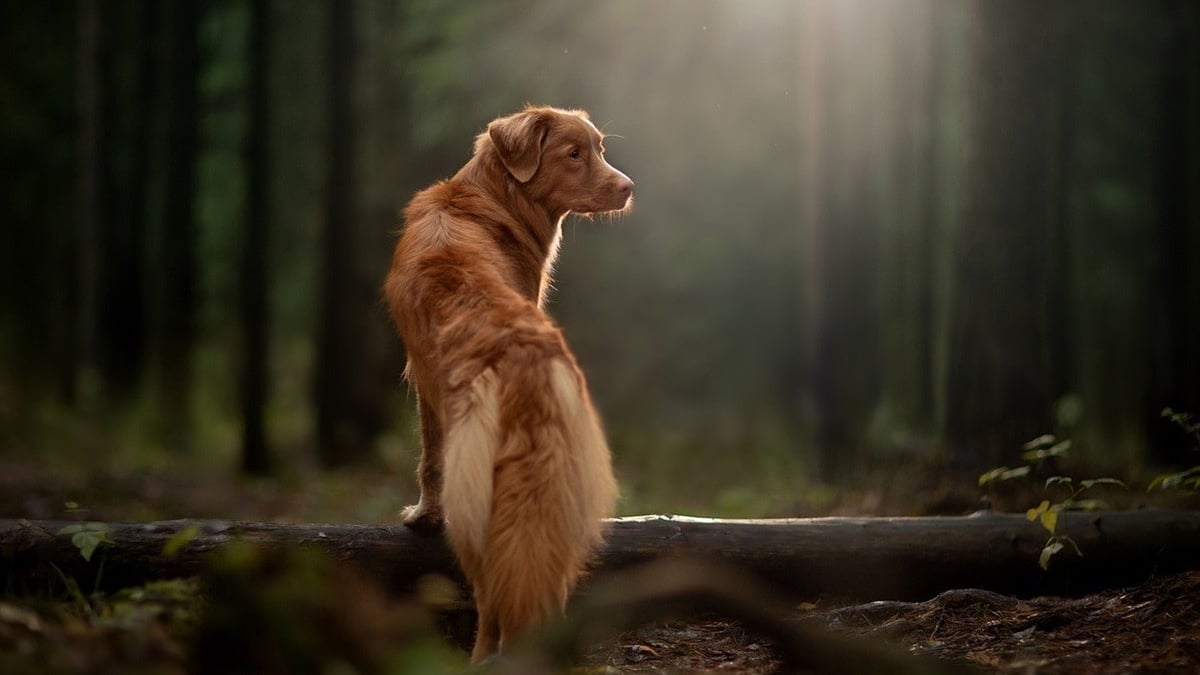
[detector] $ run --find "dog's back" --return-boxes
[385,106,630,660]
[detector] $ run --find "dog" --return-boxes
[384,105,632,661]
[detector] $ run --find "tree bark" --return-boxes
[315,0,380,467]
[1148,0,1198,463]
[239,0,272,476]
[74,0,103,404]
[942,1,1065,469]
[796,2,883,479]
[98,0,155,395]
[3,511,1198,602]
[153,0,204,453]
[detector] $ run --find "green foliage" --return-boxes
[162,525,201,558]
[978,465,1030,487]
[99,578,202,636]
[193,543,463,674]
[1149,409,1200,492]
[57,522,112,563]
[1161,408,1200,440]
[1020,436,1072,462]
[1148,468,1200,492]
[982,435,1128,570]
[0,577,202,673]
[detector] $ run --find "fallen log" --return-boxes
[2,511,1198,601]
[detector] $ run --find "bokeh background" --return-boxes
[1,0,1198,520]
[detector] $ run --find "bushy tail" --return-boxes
[441,356,617,652]
[441,369,502,580]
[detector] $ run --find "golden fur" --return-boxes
[383,106,631,661]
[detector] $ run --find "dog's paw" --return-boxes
[400,503,444,533]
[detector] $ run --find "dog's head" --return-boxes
[482,106,634,217]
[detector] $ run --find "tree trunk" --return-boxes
[879,0,940,445]
[796,2,882,479]
[4,511,1199,602]
[240,0,272,476]
[74,0,103,405]
[796,2,827,476]
[315,0,378,467]
[1147,0,1198,463]
[942,1,1064,469]
[98,0,155,394]
[153,0,204,453]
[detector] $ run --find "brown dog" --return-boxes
[384,106,631,661]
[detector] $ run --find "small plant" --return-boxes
[162,525,201,558]
[1025,474,1126,570]
[57,521,116,596]
[980,435,1127,570]
[1148,408,1200,492]
[58,522,113,562]
[1024,500,1081,570]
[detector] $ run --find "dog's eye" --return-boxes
[568,148,581,159]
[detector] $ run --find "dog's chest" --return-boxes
[536,225,564,308]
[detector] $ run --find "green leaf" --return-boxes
[162,525,201,558]
[1022,434,1057,451]
[1079,478,1127,490]
[1026,500,1050,521]
[59,522,112,562]
[979,467,1008,486]
[1039,507,1058,535]
[980,465,1032,486]
[1022,439,1071,461]
[1000,466,1031,481]
[1039,540,1065,570]
[73,532,99,561]
[1045,476,1073,489]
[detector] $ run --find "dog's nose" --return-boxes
[616,176,634,200]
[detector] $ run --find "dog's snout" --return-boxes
[616,176,634,200]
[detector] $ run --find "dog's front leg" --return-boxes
[401,392,446,532]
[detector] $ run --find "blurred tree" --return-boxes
[0,3,76,403]
[74,0,103,405]
[876,0,942,449]
[152,0,205,453]
[942,0,1067,469]
[1147,0,1200,463]
[797,1,883,478]
[315,0,382,467]
[98,0,155,395]
[239,0,272,475]
[1065,2,1180,467]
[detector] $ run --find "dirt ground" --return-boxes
[579,571,1200,673]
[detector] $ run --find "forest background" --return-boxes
[1,0,1198,519]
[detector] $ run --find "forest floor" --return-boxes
[581,570,1200,673]
[1,457,1198,673]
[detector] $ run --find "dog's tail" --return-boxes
[440,367,503,580]
[441,353,617,648]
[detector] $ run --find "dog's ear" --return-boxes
[488,111,550,183]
